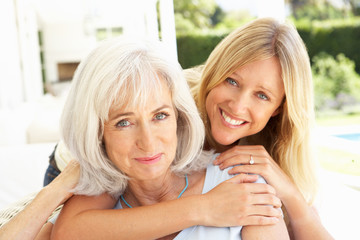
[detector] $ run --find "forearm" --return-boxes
[283,192,334,240]
[242,219,289,240]
[52,195,204,240]
[0,186,67,240]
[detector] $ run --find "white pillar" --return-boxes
[144,0,159,40]
[16,0,43,102]
[256,0,285,22]
[159,0,177,61]
[0,0,24,110]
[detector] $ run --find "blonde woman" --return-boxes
[196,17,331,239]
[43,18,332,239]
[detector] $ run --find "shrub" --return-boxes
[177,31,226,69]
[312,52,360,110]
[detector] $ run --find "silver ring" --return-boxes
[249,155,254,165]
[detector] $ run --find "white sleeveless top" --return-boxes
[114,162,268,240]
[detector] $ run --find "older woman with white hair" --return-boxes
[48,37,287,240]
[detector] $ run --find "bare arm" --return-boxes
[283,191,333,240]
[51,174,281,240]
[0,160,79,240]
[52,193,201,240]
[242,216,289,240]
[215,145,334,240]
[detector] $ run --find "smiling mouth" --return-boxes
[221,109,247,126]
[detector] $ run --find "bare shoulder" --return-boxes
[64,193,116,211]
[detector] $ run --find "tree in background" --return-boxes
[174,0,254,33]
[286,0,309,19]
[312,52,360,110]
[213,9,254,30]
[174,0,217,33]
[286,0,355,19]
[343,0,360,15]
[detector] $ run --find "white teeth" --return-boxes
[222,111,245,126]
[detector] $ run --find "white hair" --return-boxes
[61,37,206,198]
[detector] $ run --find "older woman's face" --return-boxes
[205,57,285,146]
[103,79,177,180]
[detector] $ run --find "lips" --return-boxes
[135,153,162,164]
[220,109,247,127]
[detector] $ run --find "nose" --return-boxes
[227,91,250,115]
[136,124,156,152]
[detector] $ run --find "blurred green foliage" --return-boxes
[296,17,360,73]
[292,2,352,20]
[177,31,225,69]
[177,17,360,73]
[312,52,360,110]
[173,0,254,34]
[174,0,217,33]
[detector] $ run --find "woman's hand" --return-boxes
[213,145,298,202]
[46,159,80,204]
[200,173,282,227]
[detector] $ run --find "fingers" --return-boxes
[218,155,266,170]
[250,194,282,208]
[225,173,258,183]
[51,160,80,191]
[204,180,282,228]
[249,205,283,218]
[216,154,251,168]
[214,145,266,165]
[225,176,277,195]
[227,164,265,175]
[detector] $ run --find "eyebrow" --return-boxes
[109,104,172,121]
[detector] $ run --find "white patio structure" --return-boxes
[0,0,177,111]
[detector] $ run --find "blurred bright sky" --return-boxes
[216,0,256,12]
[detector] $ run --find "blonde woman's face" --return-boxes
[205,57,285,146]
[103,79,178,181]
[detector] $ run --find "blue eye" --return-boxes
[154,112,168,120]
[117,119,130,127]
[257,93,269,100]
[226,78,238,86]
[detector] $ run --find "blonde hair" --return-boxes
[61,37,205,198]
[195,18,317,204]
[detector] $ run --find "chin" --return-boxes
[213,133,237,146]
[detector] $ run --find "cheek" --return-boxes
[169,123,178,148]
[163,128,177,162]
[253,108,275,127]
[205,89,219,115]
[160,119,177,144]
[104,139,122,162]
[104,132,132,163]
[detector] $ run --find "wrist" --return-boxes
[282,190,313,225]
[42,182,73,205]
[183,194,207,226]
